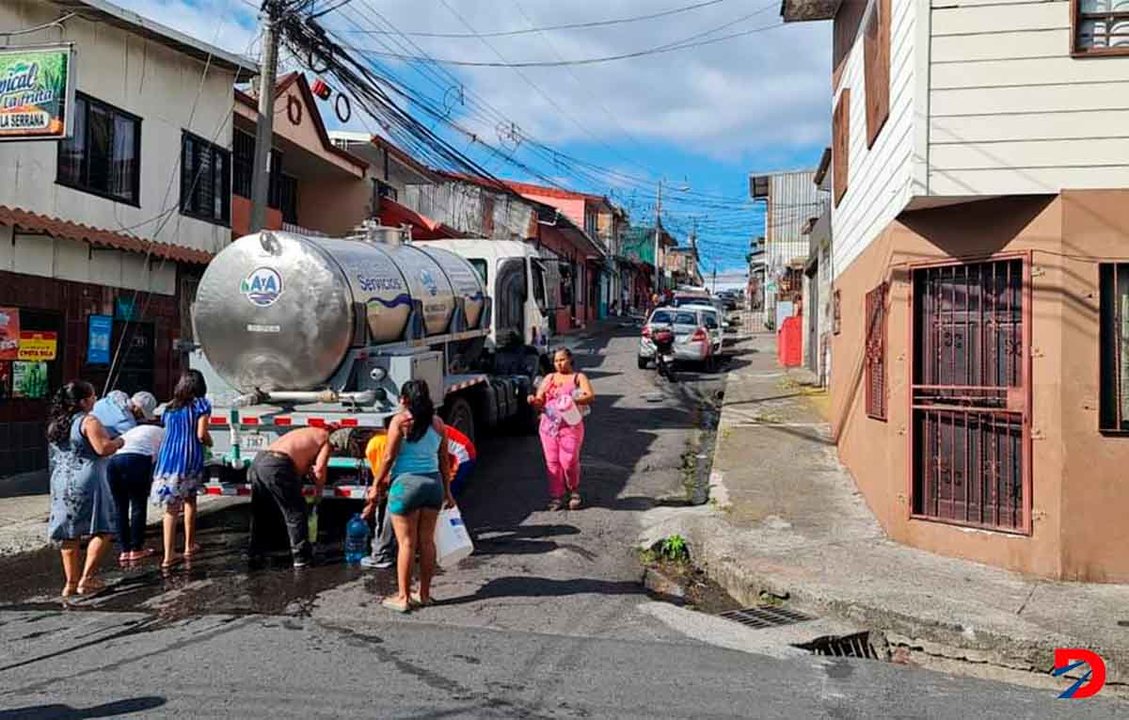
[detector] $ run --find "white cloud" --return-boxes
[109,0,831,159]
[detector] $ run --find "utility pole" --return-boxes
[712,263,717,294]
[250,1,280,233]
[653,179,663,293]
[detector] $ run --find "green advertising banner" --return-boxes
[0,45,74,141]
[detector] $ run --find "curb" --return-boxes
[650,336,1129,687]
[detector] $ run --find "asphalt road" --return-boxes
[0,324,1123,718]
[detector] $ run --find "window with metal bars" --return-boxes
[180,132,230,226]
[865,282,888,420]
[1074,0,1129,55]
[1099,263,1129,431]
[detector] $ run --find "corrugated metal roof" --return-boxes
[764,170,829,278]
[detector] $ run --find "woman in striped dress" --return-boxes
[151,370,212,569]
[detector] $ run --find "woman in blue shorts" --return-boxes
[373,380,454,613]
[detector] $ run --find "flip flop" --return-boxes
[61,582,78,599]
[409,592,434,608]
[160,554,182,570]
[381,596,411,614]
[183,544,202,560]
[76,577,108,597]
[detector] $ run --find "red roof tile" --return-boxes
[0,206,214,265]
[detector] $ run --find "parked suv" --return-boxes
[638,307,714,370]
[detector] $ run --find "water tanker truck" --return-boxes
[190,224,551,499]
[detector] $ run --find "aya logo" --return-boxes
[1053,648,1106,699]
[241,267,283,307]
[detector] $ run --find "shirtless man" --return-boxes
[247,427,349,568]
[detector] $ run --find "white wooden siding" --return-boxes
[928,0,1129,195]
[831,0,920,278]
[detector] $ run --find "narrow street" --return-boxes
[0,324,1119,718]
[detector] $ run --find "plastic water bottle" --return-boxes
[344,513,369,565]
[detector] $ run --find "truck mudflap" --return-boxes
[202,482,369,500]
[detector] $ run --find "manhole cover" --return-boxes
[718,606,814,630]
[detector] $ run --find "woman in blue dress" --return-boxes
[47,380,124,598]
[151,370,212,569]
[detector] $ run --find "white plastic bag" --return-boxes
[434,505,474,567]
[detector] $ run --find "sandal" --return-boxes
[568,493,582,510]
[160,554,182,570]
[61,582,78,599]
[410,592,434,608]
[184,544,202,559]
[381,596,411,614]
[547,497,564,512]
[76,577,108,597]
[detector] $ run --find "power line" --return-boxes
[344,0,729,39]
[357,13,782,68]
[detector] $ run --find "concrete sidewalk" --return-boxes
[642,330,1129,687]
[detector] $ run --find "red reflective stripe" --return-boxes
[243,417,260,426]
[334,487,351,498]
[236,486,252,496]
[209,416,227,426]
[274,417,292,426]
[340,418,358,427]
[205,486,222,496]
[307,418,326,428]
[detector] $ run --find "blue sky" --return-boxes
[119,0,831,272]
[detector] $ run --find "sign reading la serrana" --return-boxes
[0,45,74,141]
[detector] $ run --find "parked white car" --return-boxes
[638,307,715,370]
[675,304,724,356]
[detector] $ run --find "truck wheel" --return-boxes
[443,396,476,446]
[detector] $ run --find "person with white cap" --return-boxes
[91,390,159,437]
[107,411,164,564]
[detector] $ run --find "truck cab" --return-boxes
[420,239,552,353]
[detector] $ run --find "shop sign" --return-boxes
[87,314,112,365]
[0,307,19,361]
[0,45,75,141]
[18,330,57,361]
[12,360,48,398]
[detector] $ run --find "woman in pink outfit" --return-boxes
[528,348,595,511]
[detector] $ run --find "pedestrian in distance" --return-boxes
[527,348,595,511]
[91,389,159,437]
[151,370,212,570]
[247,426,350,568]
[107,420,164,565]
[46,380,124,599]
[368,380,455,613]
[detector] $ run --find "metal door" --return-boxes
[911,259,1029,533]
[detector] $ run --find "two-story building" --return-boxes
[785,0,1129,581]
[230,73,369,239]
[0,0,255,478]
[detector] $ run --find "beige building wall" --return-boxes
[0,0,239,257]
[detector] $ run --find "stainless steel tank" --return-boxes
[192,230,487,391]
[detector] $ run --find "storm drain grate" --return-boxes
[795,631,887,660]
[718,606,815,630]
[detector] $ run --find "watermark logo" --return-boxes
[1053,648,1106,699]
[419,269,439,297]
[240,267,283,307]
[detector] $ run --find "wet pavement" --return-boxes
[0,321,731,633]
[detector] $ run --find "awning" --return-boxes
[377,198,464,240]
[0,205,213,264]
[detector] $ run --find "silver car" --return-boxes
[638,307,714,369]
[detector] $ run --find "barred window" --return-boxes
[865,282,888,421]
[1074,0,1129,55]
[1100,264,1129,431]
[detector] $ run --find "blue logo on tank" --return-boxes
[240,267,283,307]
[420,269,439,297]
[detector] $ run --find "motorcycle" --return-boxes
[652,326,677,381]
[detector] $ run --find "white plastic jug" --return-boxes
[434,506,474,567]
[556,393,583,426]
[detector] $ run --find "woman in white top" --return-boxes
[107,422,165,564]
